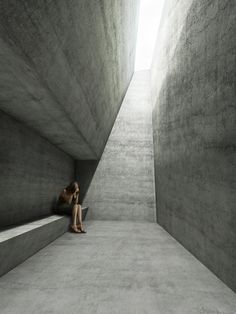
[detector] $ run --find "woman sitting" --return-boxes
[55,181,86,233]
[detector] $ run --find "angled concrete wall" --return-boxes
[0,111,74,228]
[150,0,236,292]
[75,160,99,204]
[0,0,139,159]
[83,71,156,222]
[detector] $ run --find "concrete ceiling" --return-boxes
[0,0,139,159]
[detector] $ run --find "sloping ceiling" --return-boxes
[0,0,139,159]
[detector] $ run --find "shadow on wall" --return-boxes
[0,110,75,230]
[151,0,236,292]
[75,160,99,204]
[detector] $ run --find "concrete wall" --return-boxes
[0,111,74,228]
[75,160,99,204]
[83,71,156,222]
[150,0,236,292]
[0,0,139,159]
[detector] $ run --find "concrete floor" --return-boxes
[0,220,235,314]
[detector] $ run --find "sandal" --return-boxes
[77,225,86,233]
[70,225,81,233]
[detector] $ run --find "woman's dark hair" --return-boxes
[65,181,79,194]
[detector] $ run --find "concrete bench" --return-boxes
[0,207,88,277]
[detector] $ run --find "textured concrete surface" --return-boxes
[0,220,235,314]
[0,111,74,228]
[0,215,69,277]
[0,209,88,277]
[83,71,156,222]
[0,0,139,159]
[75,160,99,203]
[150,0,236,292]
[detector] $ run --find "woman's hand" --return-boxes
[73,192,79,204]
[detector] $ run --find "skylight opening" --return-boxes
[135,0,165,71]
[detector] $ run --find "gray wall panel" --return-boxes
[83,71,156,222]
[150,0,236,292]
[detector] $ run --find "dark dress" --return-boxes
[54,193,79,215]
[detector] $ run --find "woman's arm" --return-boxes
[59,189,73,204]
[72,192,79,205]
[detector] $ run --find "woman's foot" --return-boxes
[77,224,86,233]
[70,225,81,233]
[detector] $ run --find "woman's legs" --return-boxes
[55,202,81,233]
[71,204,81,232]
[76,204,86,232]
